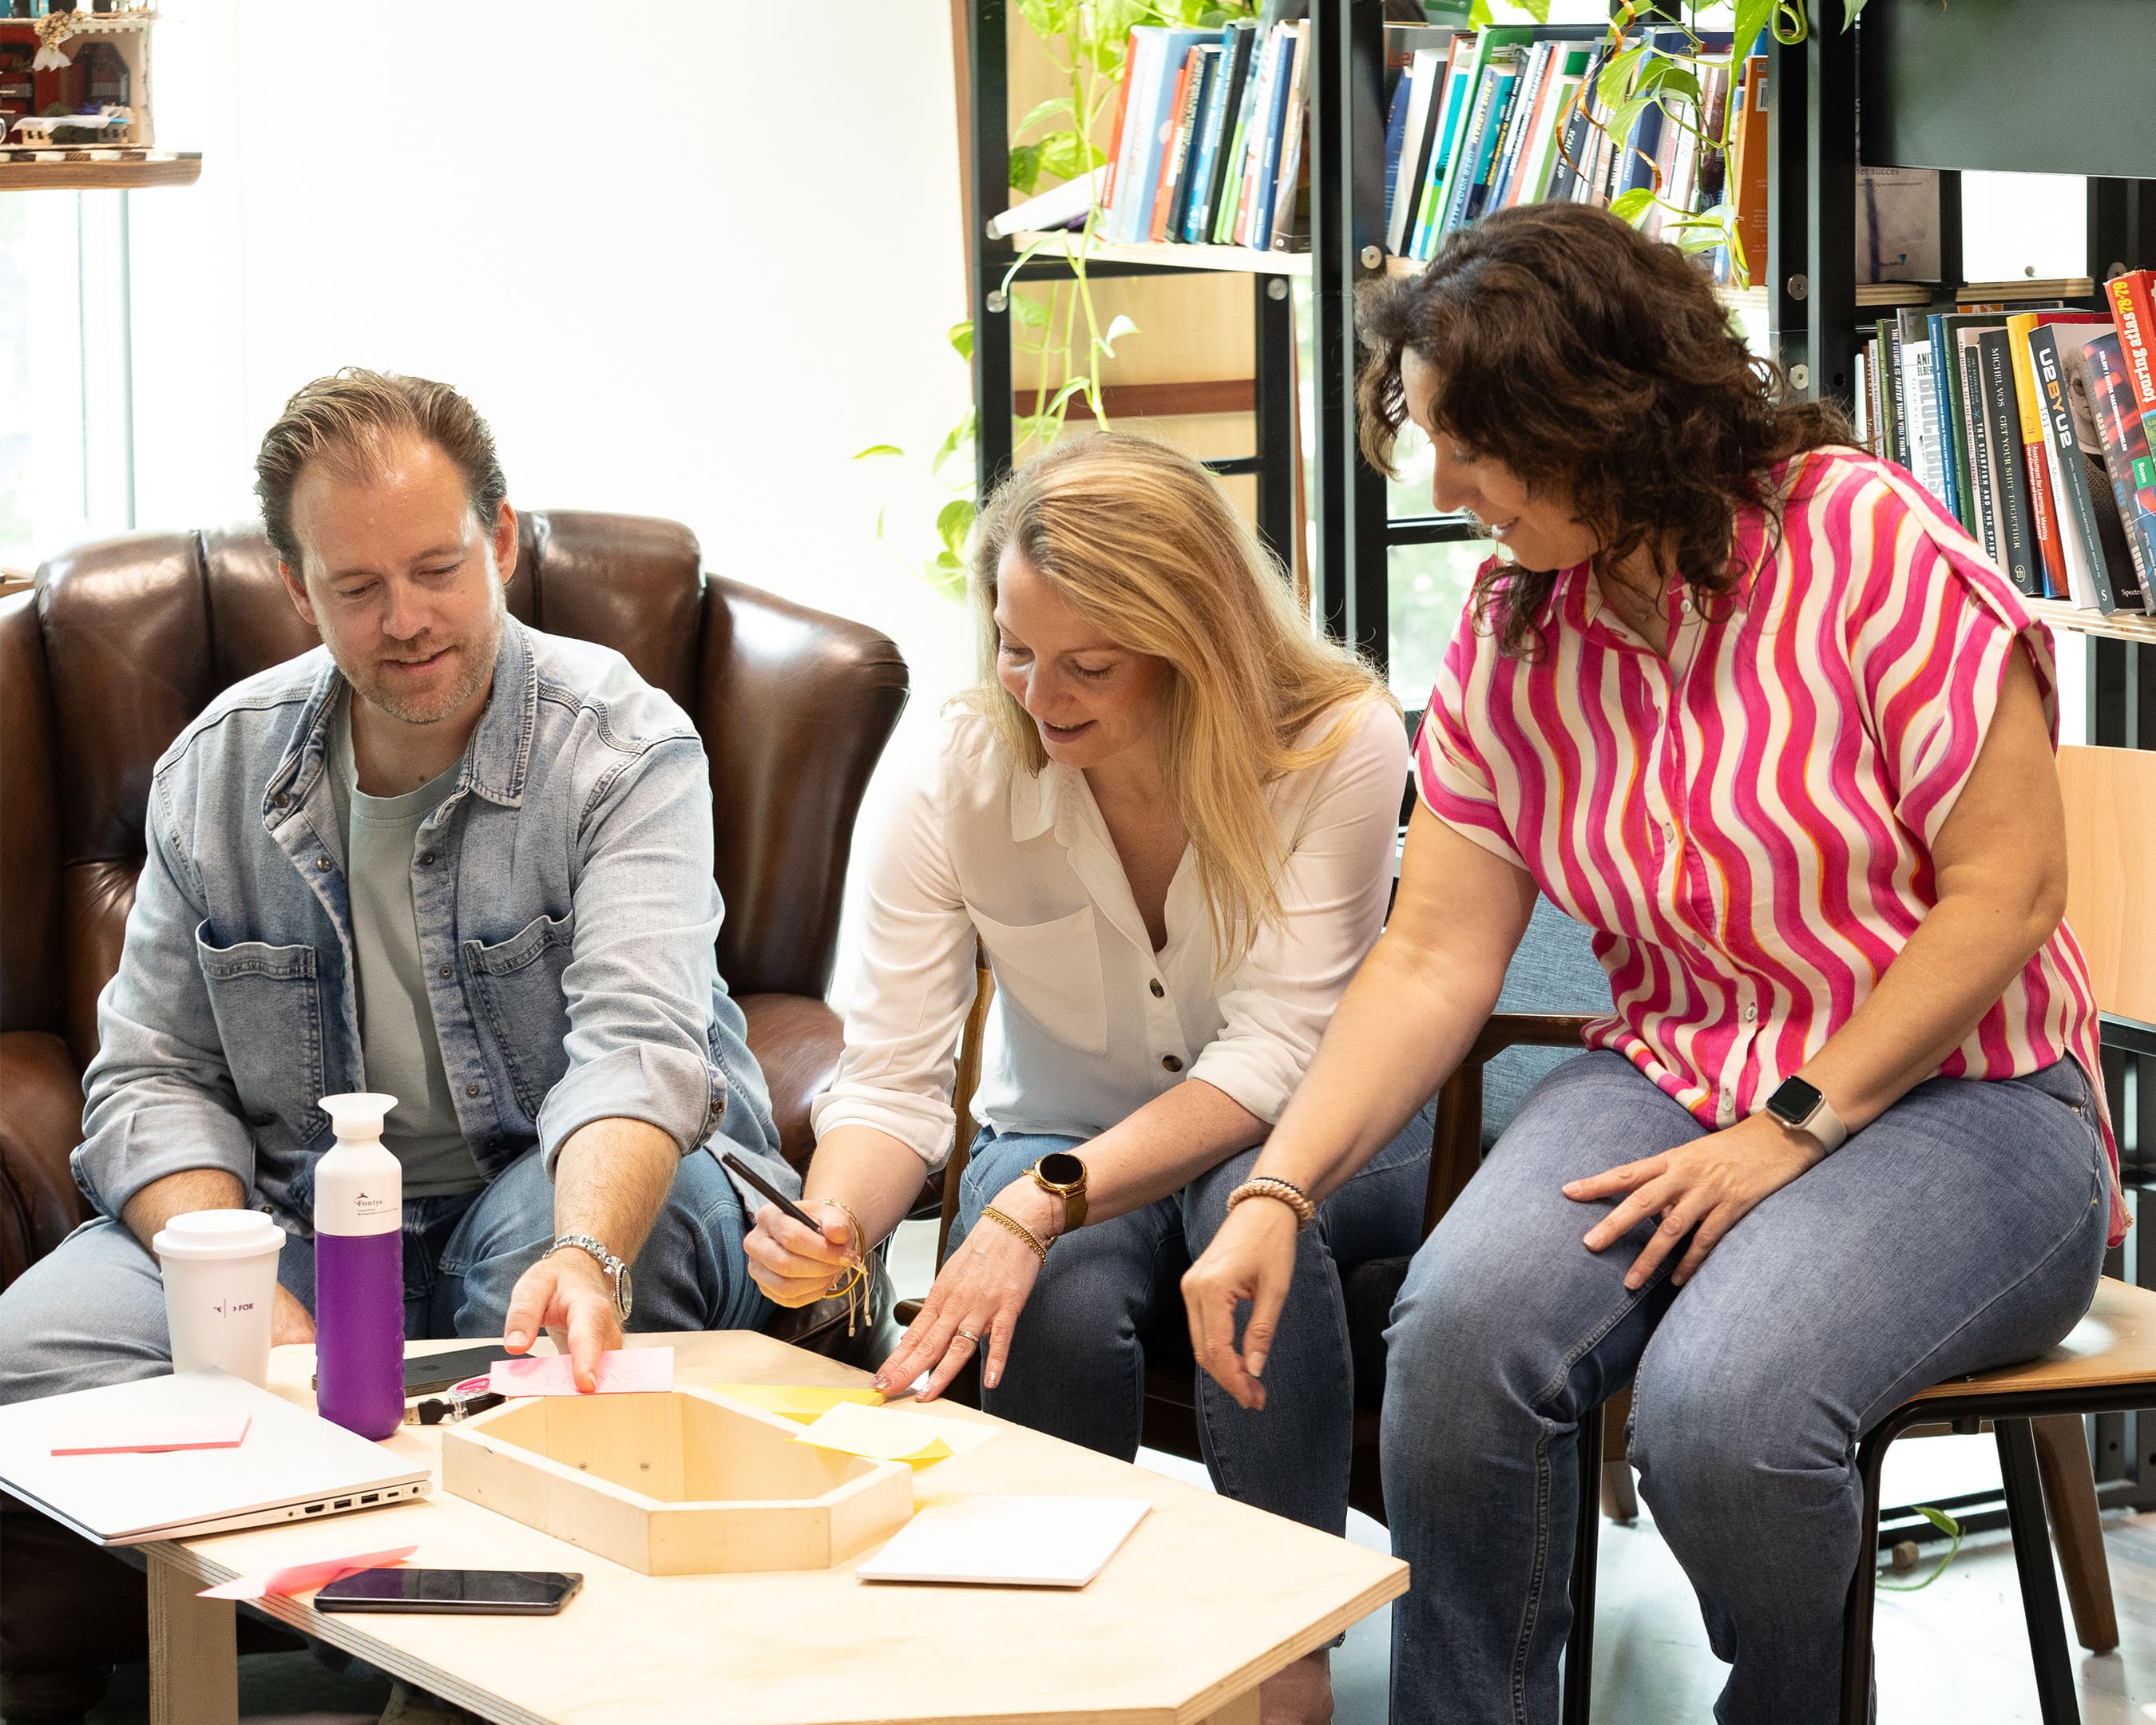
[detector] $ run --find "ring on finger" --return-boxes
[955,1327,984,1346]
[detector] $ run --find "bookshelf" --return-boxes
[969,0,1455,680]
[0,152,197,191]
[1802,0,2156,1516]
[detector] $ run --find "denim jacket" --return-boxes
[74,617,791,1235]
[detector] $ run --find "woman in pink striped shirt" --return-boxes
[1183,204,2118,1723]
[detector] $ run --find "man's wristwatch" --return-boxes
[1026,1152,1089,1236]
[1763,1077,1849,1154]
[549,1233,633,1322]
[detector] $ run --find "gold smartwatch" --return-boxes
[1026,1151,1088,1235]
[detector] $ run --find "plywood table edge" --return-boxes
[1171,1559,1409,1725]
[146,1537,551,1725]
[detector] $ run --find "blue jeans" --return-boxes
[0,1144,771,1404]
[1381,1051,2110,1725]
[949,1119,1429,1536]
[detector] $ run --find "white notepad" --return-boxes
[856,1495,1151,1587]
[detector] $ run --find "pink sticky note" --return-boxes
[198,1544,418,1600]
[489,1346,674,1397]
[51,1413,252,1456]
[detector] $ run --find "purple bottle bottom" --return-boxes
[315,1229,404,1439]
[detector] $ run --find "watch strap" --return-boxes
[1767,1081,1849,1153]
[550,1232,629,1318]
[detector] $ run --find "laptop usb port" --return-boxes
[333,1498,352,1509]
[360,1493,379,1505]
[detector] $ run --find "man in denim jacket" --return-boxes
[0,371,794,1401]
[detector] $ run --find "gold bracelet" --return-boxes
[979,1204,1049,1264]
[1226,1176,1316,1232]
[814,1200,870,1338]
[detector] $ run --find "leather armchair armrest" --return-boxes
[0,1031,89,1291]
[737,993,842,1177]
[1425,1013,1596,1237]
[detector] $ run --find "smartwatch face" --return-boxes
[1767,1077,1824,1126]
[1036,1151,1085,1189]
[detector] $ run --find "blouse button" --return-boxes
[1742,1005,1758,1023]
[1149,979,1165,999]
[1162,1055,1184,1073]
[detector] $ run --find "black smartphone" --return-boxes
[718,1148,825,1234]
[311,1342,515,1399]
[314,1568,583,1616]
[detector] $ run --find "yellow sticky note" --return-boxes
[711,1385,886,1425]
[791,1402,978,1469]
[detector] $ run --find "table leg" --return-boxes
[1195,1687,1261,1725]
[148,1548,238,1725]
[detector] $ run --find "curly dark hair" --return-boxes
[1356,202,1849,656]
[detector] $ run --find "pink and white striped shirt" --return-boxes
[1416,447,2125,1243]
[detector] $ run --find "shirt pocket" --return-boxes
[463,911,575,1120]
[192,923,327,1140]
[970,903,1108,1056]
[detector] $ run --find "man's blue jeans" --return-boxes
[1381,1051,2110,1725]
[0,1143,771,1404]
[949,1120,1429,1537]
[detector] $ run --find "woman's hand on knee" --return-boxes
[871,1208,1044,1401]
[1182,1197,1298,1412]
[742,1202,858,1309]
[1565,1113,1824,1289]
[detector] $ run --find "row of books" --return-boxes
[1093,17,1767,271]
[1382,26,1762,280]
[1098,6,1317,253]
[1853,277,2156,617]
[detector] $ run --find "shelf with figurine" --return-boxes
[0,4,196,190]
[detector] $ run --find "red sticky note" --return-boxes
[199,1545,418,1600]
[50,1413,252,1456]
[489,1346,674,1397]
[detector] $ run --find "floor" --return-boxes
[44,1223,2156,1723]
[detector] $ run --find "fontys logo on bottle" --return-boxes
[353,1188,392,1217]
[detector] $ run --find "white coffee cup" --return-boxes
[152,1209,287,1386]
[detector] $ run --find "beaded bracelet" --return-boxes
[979,1203,1050,1264]
[1225,1175,1317,1232]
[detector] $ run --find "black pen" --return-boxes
[719,1150,855,1256]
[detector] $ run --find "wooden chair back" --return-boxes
[2059,744,2156,1021]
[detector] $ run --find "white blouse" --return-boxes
[810,699,1410,1168]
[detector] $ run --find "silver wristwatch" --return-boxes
[549,1232,632,1322]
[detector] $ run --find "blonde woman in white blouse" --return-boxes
[743,433,1417,1722]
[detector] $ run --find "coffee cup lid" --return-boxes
[152,1208,287,1263]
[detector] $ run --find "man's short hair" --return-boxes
[254,369,509,573]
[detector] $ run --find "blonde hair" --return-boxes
[966,432,1395,963]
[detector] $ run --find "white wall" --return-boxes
[129,0,980,713]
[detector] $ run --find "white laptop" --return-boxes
[0,1369,430,1545]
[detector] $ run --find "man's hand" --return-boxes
[503,1247,622,1392]
[1566,1111,1825,1288]
[271,1283,316,1346]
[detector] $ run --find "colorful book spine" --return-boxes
[1977,328,2038,595]
[1183,28,1242,243]
[1407,41,1476,259]
[1231,27,1286,246]
[2106,270,2156,465]
[2085,332,2156,611]
[1267,22,1311,251]
[1960,336,1997,562]
[1247,27,1299,249]
[2031,324,2118,614]
[1149,49,1201,244]
[1441,61,1516,237]
[1099,30,1140,219]
[1924,314,1962,525]
[2006,311,2069,597]
[1211,24,1269,244]
[1484,42,1548,213]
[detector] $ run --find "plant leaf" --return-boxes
[931,408,978,478]
[1008,141,1045,196]
[949,319,974,362]
[1841,0,1867,29]
[1635,58,1701,105]
[1009,291,1049,329]
[1609,187,1655,224]
[850,443,904,460]
[1098,311,1140,357]
[937,498,977,556]
[1732,0,1774,54]
[1040,131,1108,182]
[1597,42,1649,106]
[1013,97,1076,140]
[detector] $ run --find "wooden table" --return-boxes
[141,1333,1408,1725]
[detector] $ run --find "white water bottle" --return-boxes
[313,1092,403,1438]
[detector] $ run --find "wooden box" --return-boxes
[439,1388,914,1576]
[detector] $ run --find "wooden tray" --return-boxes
[439,1387,912,1576]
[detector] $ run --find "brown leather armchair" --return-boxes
[0,512,908,1720]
